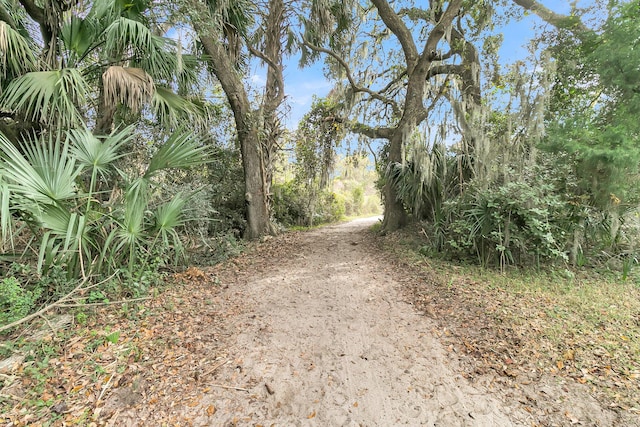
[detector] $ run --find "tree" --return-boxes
[533,1,640,259]
[187,0,290,239]
[301,0,491,232]
[0,0,213,280]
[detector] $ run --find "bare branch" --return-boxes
[426,64,466,80]
[416,0,464,73]
[248,46,279,75]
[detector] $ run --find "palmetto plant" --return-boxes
[0,126,209,279]
[0,0,205,133]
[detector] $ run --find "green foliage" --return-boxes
[271,181,345,227]
[272,181,310,226]
[440,179,568,268]
[0,277,40,326]
[387,142,452,222]
[1,69,90,128]
[544,1,640,212]
[206,146,246,235]
[295,96,347,188]
[272,153,379,227]
[0,127,209,281]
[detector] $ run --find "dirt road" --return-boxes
[188,218,518,426]
[105,217,636,426]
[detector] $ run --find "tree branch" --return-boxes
[302,38,400,115]
[18,0,53,58]
[17,0,44,23]
[247,44,285,107]
[0,4,18,30]
[247,46,278,75]
[350,122,393,140]
[511,0,591,35]
[370,0,419,71]
[416,0,464,74]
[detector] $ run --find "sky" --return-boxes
[246,0,593,130]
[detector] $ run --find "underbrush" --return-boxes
[381,226,640,412]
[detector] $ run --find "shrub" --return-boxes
[440,181,568,267]
[0,277,40,326]
[0,127,210,281]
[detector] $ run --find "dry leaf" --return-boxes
[206,404,216,416]
[307,410,316,419]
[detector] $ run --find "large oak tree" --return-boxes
[302,0,491,232]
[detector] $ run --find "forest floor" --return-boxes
[1,217,639,426]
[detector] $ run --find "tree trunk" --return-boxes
[194,20,273,239]
[94,84,115,135]
[239,124,271,239]
[258,0,286,234]
[381,129,408,232]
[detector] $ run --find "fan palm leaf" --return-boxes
[61,16,97,64]
[103,17,177,80]
[0,20,38,80]
[151,194,188,262]
[145,130,210,178]
[154,193,187,232]
[1,69,89,127]
[69,125,133,179]
[0,132,81,205]
[151,86,205,127]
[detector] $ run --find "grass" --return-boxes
[379,227,640,412]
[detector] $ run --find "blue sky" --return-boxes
[246,0,594,130]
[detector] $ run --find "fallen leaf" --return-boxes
[557,360,564,370]
[307,410,316,419]
[353,402,358,407]
[206,404,216,416]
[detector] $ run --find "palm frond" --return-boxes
[152,194,188,264]
[145,130,210,178]
[0,20,38,79]
[153,194,187,232]
[1,69,89,127]
[102,66,154,112]
[61,16,97,64]
[104,17,153,56]
[138,35,178,81]
[69,125,133,178]
[151,86,205,127]
[0,132,80,205]
[103,17,177,80]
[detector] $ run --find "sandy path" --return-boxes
[194,218,519,426]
